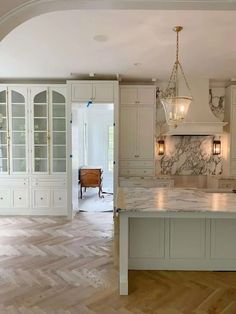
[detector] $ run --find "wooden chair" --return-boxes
[79,167,103,199]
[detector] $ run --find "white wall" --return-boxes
[87,104,113,174]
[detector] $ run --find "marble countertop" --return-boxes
[116,187,236,213]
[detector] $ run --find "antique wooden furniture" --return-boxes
[79,166,103,199]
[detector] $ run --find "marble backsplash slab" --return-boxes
[156,136,223,175]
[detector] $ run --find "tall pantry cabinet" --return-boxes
[0,85,67,215]
[119,85,156,177]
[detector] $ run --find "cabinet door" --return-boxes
[231,105,236,159]
[31,87,49,174]
[9,87,28,174]
[0,189,11,208]
[13,189,28,208]
[138,87,155,105]
[0,87,8,174]
[53,189,67,208]
[120,87,138,105]
[33,189,50,209]
[137,106,155,159]
[93,83,114,102]
[50,87,66,173]
[120,106,138,159]
[71,82,93,102]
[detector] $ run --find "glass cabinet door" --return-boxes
[33,90,49,173]
[0,89,8,173]
[51,90,66,173]
[10,90,27,173]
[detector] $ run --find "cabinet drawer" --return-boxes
[0,189,11,208]
[120,160,154,168]
[32,179,66,188]
[53,189,67,208]
[0,178,28,187]
[120,168,154,177]
[33,189,50,209]
[218,180,236,189]
[13,189,28,208]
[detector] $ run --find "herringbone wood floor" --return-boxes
[1,213,236,313]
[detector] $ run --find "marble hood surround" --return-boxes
[162,78,227,135]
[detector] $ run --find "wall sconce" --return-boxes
[158,139,165,155]
[213,139,221,155]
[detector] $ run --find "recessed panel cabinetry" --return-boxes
[0,84,67,215]
[71,81,114,102]
[119,85,156,177]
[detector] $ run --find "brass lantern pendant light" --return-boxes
[160,26,192,128]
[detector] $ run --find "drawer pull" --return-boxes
[19,197,22,200]
[40,197,43,200]
[59,197,62,200]
[0,197,3,200]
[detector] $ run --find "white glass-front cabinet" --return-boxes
[31,86,66,174]
[0,85,67,216]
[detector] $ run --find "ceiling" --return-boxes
[1,9,236,81]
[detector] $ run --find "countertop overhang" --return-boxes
[116,187,236,218]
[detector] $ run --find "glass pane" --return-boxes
[53,132,66,145]
[0,146,7,158]
[53,119,65,131]
[53,160,66,172]
[53,104,65,117]
[0,104,6,116]
[34,159,47,172]
[12,146,26,158]
[52,91,65,103]
[34,118,47,131]
[0,159,7,172]
[35,146,47,158]
[34,104,47,117]
[0,91,6,103]
[0,118,7,131]
[53,146,66,158]
[12,104,25,117]
[34,132,47,145]
[13,159,26,172]
[0,132,7,145]
[12,91,25,103]
[12,118,25,131]
[34,91,47,104]
[12,132,25,145]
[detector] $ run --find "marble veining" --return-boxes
[209,87,225,121]
[156,136,223,175]
[117,187,236,213]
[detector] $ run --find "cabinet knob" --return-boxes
[19,197,22,200]
[59,197,62,200]
[0,197,3,200]
[40,197,43,200]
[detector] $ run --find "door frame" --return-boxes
[66,80,119,218]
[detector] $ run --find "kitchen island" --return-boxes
[117,187,236,295]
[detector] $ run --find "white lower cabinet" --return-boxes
[0,189,11,208]
[33,189,51,209]
[53,189,67,209]
[0,177,67,215]
[13,189,29,208]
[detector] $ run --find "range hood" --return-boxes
[161,78,227,135]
